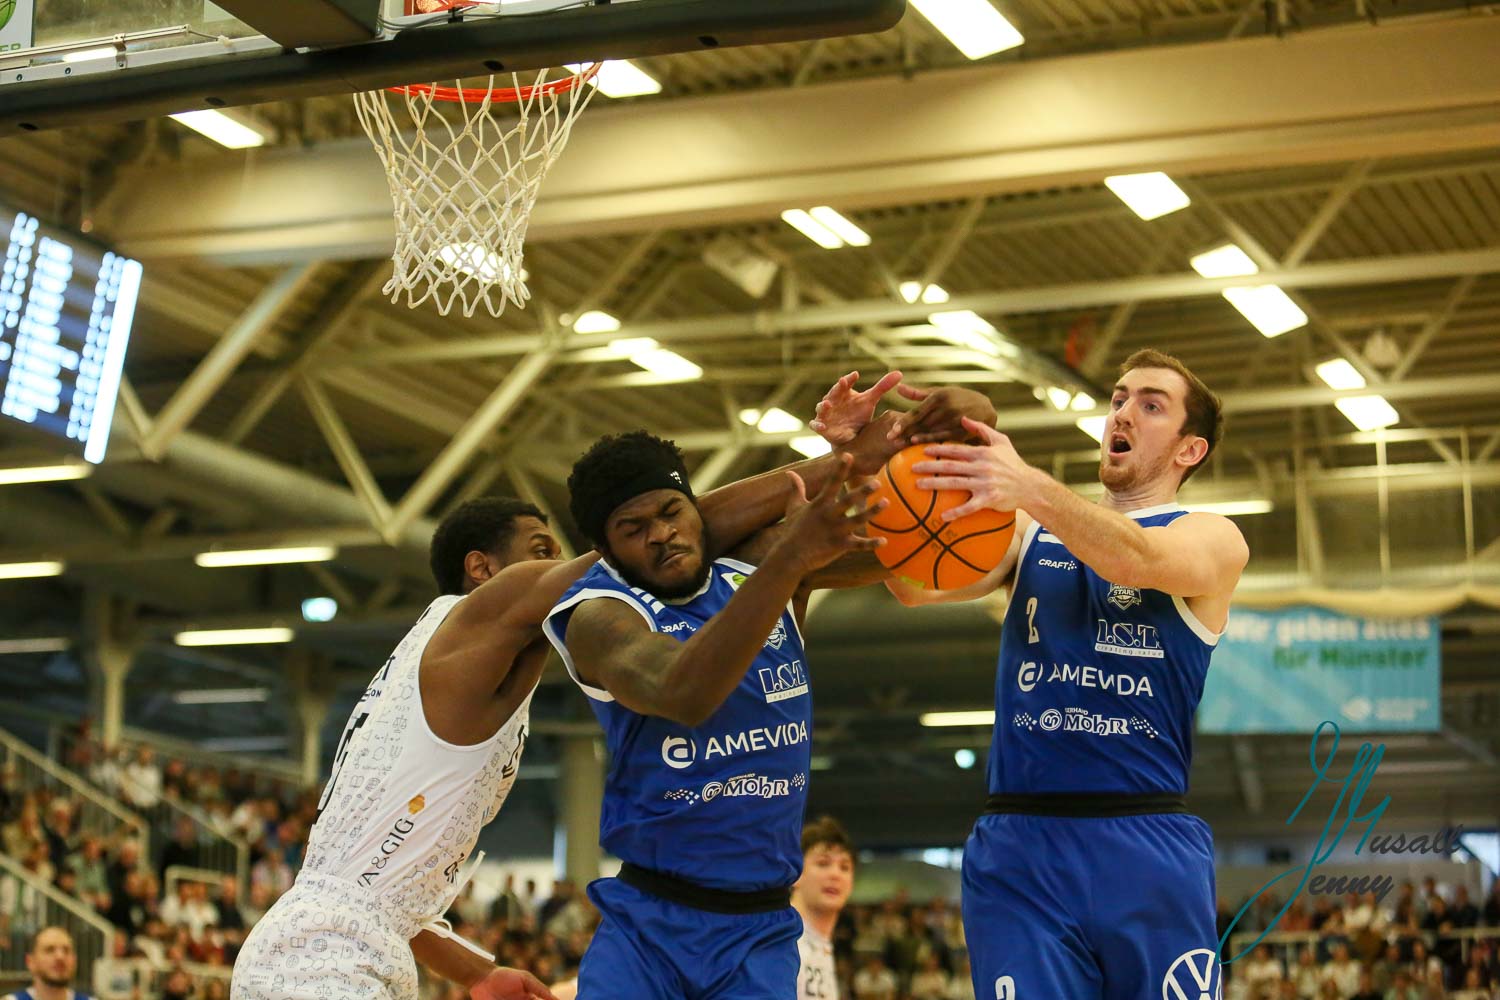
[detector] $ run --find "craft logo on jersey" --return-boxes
[661,735,697,770]
[1108,583,1143,611]
[1017,660,1155,698]
[1094,619,1165,659]
[757,658,808,703]
[1162,948,1221,1000]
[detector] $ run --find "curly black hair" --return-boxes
[567,430,692,547]
[429,497,546,595]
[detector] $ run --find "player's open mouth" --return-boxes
[1109,434,1132,454]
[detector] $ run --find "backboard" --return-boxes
[0,0,907,135]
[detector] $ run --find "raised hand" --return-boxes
[778,454,887,573]
[809,370,903,445]
[470,967,556,1000]
[911,417,1033,521]
[888,384,998,446]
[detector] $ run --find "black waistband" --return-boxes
[984,793,1188,817]
[617,863,792,915]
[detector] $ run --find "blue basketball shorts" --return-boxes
[577,876,802,1000]
[961,812,1222,1000]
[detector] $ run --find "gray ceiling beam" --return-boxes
[138,265,317,460]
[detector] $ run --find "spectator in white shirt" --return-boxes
[1244,944,1285,991]
[852,956,898,1000]
[909,954,950,1000]
[160,880,218,939]
[943,956,976,1000]
[121,746,162,811]
[1323,941,1362,997]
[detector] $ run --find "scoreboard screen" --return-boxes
[0,210,142,464]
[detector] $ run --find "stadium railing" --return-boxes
[0,725,150,859]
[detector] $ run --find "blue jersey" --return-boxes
[544,556,812,892]
[990,504,1222,796]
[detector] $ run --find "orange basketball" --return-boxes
[865,445,1016,590]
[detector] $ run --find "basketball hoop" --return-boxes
[354,2,600,316]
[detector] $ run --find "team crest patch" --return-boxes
[765,618,787,650]
[1108,583,1142,611]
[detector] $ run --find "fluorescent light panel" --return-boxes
[789,436,833,459]
[1335,396,1400,432]
[1222,285,1308,338]
[1190,244,1259,278]
[1184,499,1274,516]
[1104,172,1191,221]
[0,561,64,579]
[195,546,337,568]
[567,60,661,98]
[1070,392,1095,411]
[0,637,70,654]
[1045,386,1073,410]
[174,628,294,647]
[0,463,91,485]
[608,338,702,382]
[62,47,119,63]
[929,310,1000,355]
[173,687,270,705]
[1315,359,1366,391]
[807,208,870,248]
[910,0,1025,59]
[168,109,274,149]
[920,710,996,727]
[1076,416,1108,442]
[572,310,621,334]
[781,210,844,250]
[900,282,950,304]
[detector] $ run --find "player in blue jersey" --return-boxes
[542,424,912,1000]
[817,349,1248,1000]
[4,927,92,1000]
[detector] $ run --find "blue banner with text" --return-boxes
[1197,606,1440,733]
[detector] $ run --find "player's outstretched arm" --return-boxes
[914,419,1247,599]
[563,459,885,726]
[409,931,555,999]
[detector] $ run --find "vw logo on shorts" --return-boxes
[1039,709,1062,731]
[1017,661,1043,692]
[661,735,697,770]
[1162,949,1222,1000]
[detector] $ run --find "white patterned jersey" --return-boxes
[797,926,839,1000]
[298,595,532,937]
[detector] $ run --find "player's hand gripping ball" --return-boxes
[865,445,1015,590]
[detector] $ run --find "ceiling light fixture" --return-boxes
[195,546,337,568]
[920,710,997,727]
[0,561,65,580]
[1104,172,1191,221]
[909,0,1025,59]
[174,627,295,647]
[0,463,92,485]
[168,108,276,149]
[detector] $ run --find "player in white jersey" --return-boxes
[793,817,855,1000]
[232,424,906,1000]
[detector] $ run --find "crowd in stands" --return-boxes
[1218,880,1500,1000]
[2,728,1498,999]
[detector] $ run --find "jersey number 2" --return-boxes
[1025,597,1040,643]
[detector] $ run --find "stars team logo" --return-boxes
[765,618,787,650]
[1108,583,1143,611]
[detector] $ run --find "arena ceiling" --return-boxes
[0,0,1497,848]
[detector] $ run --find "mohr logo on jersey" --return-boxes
[702,773,793,802]
[661,736,697,770]
[1017,660,1155,698]
[1094,619,1165,659]
[1108,584,1143,611]
[706,720,808,760]
[757,659,808,703]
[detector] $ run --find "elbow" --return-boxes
[660,697,713,729]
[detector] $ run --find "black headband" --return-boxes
[575,466,694,547]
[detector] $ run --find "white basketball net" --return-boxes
[353,69,598,318]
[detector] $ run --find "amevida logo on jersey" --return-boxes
[659,721,809,770]
[1017,659,1155,697]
